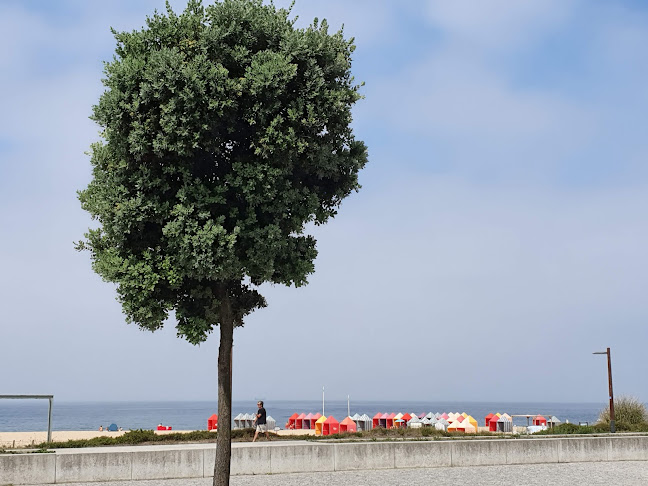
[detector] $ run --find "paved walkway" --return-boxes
[42,461,648,486]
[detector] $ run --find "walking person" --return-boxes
[253,400,270,442]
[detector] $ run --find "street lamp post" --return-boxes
[593,347,615,433]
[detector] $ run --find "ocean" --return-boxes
[0,400,606,432]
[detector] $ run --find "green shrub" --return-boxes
[598,396,648,426]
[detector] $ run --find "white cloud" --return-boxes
[426,0,576,50]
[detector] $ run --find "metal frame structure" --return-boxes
[0,395,54,443]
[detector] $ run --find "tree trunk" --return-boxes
[213,292,234,486]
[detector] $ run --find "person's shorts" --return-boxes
[256,424,268,433]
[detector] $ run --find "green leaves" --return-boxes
[78,0,367,343]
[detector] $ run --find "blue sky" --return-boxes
[1,0,647,405]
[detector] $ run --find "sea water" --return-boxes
[0,400,606,432]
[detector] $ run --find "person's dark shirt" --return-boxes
[257,407,267,425]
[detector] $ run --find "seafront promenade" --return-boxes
[19,462,648,486]
[2,435,648,485]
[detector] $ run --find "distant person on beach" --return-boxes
[253,400,270,442]
[98,425,103,431]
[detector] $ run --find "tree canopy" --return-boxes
[78,1,367,483]
[79,0,367,340]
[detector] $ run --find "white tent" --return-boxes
[355,414,372,431]
[233,413,245,429]
[267,416,276,431]
[435,419,449,431]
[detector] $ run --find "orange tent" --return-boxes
[315,415,327,436]
[323,416,340,436]
[207,414,218,431]
[340,416,357,433]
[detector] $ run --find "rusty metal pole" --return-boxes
[607,347,615,433]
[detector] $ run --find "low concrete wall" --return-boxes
[1,436,647,485]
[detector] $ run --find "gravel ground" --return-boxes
[44,461,648,486]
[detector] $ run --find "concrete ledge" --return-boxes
[57,452,132,483]
[2,436,648,484]
[608,436,648,461]
[131,449,203,480]
[334,442,394,471]
[506,438,560,465]
[559,437,608,463]
[0,453,56,485]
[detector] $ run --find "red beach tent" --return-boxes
[386,413,396,429]
[401,413,412,423]
[533,415,547,426]
[207,414,218,431]
[489,415,499,432]
[340,417,357,433]
[287,413,299,429]
[484,413,494,427]
[373,413,382,429]
[312,413,322,429]
[296,413,306,430]
[322,416,340,436]
[303,413,315,430]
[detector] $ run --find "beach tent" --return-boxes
[303,413,315,430]
[460,422,477,434]
[425,412,434,419]
[315,415,327,436]
[372,413,382,429]
[484,413,494,427]
[447,420,461,432]
[395,419,406,428]
[233,413,244,429]
[312,413,322,429]
[296,413,307,430]
[386,413,396,429]
[287,413,299,429]
[497,415,513,433]
[379,413,389,428]
[266,416,276,431]
[489,414,499,432]
[456,415,465,423]
[548,416,561,427]
[533,415,547,426]
[394,413,403,421]
[358,414,372,431]
[440,412,449,420]
[421,418,431,426]
[434,413,442,419]
[418,413,427,419]
[351,413,362,430]
[245,413,256,428]
[435,419,449,431]
[340,417,357,433]
[402,413,412,423]
[108,424,118,432]
[207,414,218,431]
[323,416,340,436]
[408,416,422,429]
[466,415,478,430]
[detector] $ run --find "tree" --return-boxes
[77,1,367,484]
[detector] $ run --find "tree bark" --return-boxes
[213,291,234,486]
